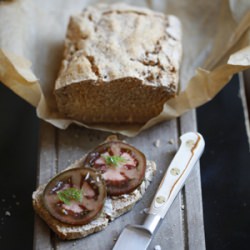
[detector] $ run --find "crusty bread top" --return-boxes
[55,3,182,92]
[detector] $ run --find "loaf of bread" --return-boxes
[54,3,182,124]
[33,157,156,240]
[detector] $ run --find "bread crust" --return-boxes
[33,158,156,240]
[54,3,182,124]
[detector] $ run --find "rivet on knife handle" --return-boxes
[148,132,205,218]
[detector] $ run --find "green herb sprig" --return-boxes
[102,155,126,166]
[57,187,83,205]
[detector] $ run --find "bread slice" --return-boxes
[54,3,182,124]
[33,158,156,240]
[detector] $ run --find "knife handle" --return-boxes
[148,132,205,218]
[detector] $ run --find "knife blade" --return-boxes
[112,132,205,250]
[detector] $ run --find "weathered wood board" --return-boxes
[34,110,206,250]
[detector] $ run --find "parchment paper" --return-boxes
[0,0,250,136]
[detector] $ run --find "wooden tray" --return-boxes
[34,110,205,250]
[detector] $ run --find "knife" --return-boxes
[112,132,205,250]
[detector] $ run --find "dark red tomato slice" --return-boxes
[43,167,106,225]
[83,141,146,196]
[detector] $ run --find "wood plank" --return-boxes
[33,121,57,250]
[145,120,185,250]
[179,110,206,250]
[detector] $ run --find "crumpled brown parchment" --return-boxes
[0,0,250,136]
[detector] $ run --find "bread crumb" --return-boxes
[1,199,5,202]
[154,245,162,250]
[168,139,174,144]
[16,202,20,206]
[5,211,11,216]
[140,207,149,214]
[154,139,161,148]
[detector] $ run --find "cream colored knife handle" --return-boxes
[148,132,205,218]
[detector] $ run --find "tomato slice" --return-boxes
[43,167,106,225]
[83,141,146,196]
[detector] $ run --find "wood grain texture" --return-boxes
[180,110,206,250]
[33,121,57,250]
[34,113,206,250]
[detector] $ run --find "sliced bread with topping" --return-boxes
[33,157,156,240]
